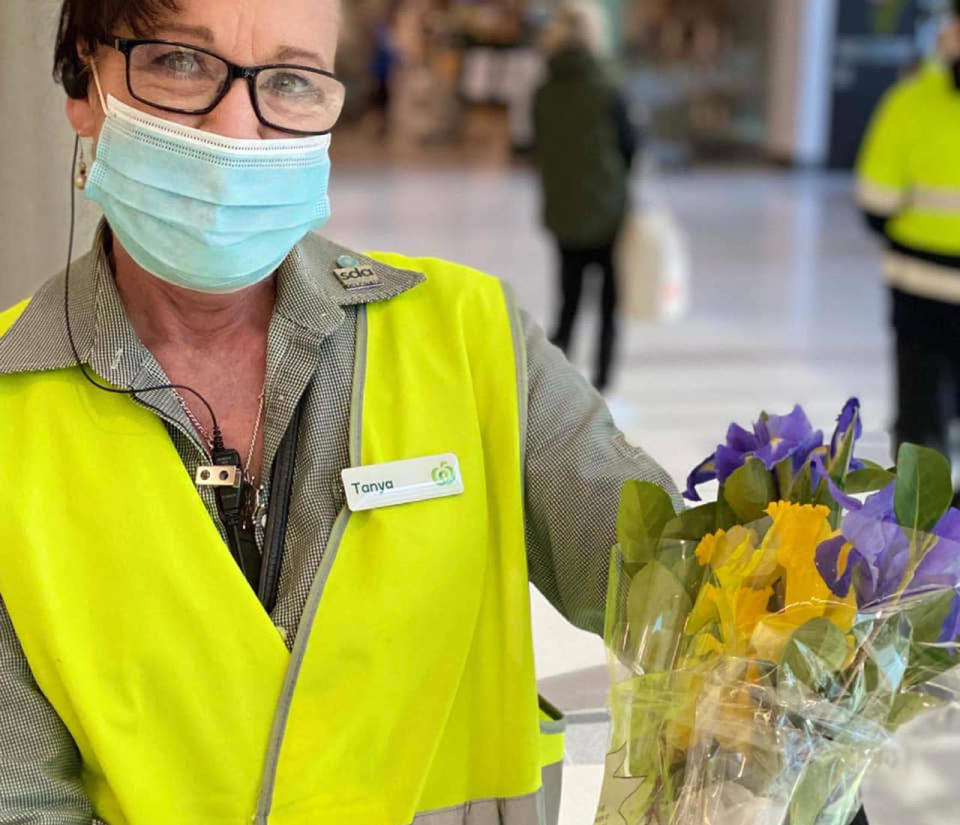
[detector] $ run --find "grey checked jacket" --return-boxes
[0,226,679,823]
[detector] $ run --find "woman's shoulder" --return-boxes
[0,250,97,378]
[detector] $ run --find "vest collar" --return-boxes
[0,222,425,377]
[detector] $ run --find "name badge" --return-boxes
[341,453,464,512]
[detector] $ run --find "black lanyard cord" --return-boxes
[63,136,263,578]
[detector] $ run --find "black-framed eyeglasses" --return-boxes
[102,37,346,136]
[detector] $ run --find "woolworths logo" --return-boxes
[432,461,457,487]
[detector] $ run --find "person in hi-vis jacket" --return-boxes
[857,1,960,462]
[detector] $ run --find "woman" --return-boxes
[534,2,638,393]
[0,1,677,823]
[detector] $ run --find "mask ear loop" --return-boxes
[73,61,106,191]
[73,60,107,192]
[89,60,109,116]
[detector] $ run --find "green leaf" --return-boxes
[721,457,776,523]
[788,761,837,825]
[789,748,865,825]
[654,537,709,604]
[812,477,834,509]
[782,617,849,692]
[788,463,813,504]
[593,747,657,822]
[615,772,657,823]
[887,691,946,731]
[775,456,795,500]
[894,444,953,534]
[626,561,693,674]
[662,502,716,542]
[907,589,956,643]
[844,466,895,494]
[902,590,959,688]
[617,481,677,571]
[812,477,842,528]
[738,745,785,796]
[715,495,739,531]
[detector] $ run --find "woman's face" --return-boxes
[67,0,341,142]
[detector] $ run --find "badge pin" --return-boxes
[333,256,381,291]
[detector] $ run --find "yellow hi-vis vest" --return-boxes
[856,61,960,302]
[0,254,564,825]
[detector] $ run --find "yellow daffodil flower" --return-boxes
[685,502,857,666]
[749,503,857,662]
[686,527,774,660]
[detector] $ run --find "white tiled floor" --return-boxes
[327,165,957,824]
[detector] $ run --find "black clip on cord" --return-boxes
[64,136,260,591]
[211,445,263,592]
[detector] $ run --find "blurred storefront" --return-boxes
[623,0,773,165]
[339,0,772,163]
[336,1,545,147]
[336,0,952,170]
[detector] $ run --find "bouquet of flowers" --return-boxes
[594,400,960,825]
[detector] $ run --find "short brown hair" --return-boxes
[54,0,180,99]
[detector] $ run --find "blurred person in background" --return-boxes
[534,0,638,393]
[857,0,960,467]
[0,0,679,821]
[369,1,400,138]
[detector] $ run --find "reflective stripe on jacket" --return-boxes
[0,254,562,825]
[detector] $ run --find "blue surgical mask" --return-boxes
[84,93,332,293]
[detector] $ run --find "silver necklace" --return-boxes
[176,385,266,481]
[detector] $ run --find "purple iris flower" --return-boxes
[684,457,718,502]
[816,535,856,597]
[684,405,823,502]
[811,399,865,491]
[713,424,762,484]
[906,513,960,644]
[816,483,960,643]
[828,484,911,605]
[816,484,909,605]
[910,511,960,593]
[831,398,864,463]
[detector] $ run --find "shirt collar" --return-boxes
[274,231,425,333]
[0,223,425,377]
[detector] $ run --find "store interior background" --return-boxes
[2,1,959,823]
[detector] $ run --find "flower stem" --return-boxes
[840,616,887,701]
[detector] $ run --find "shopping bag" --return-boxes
[616,206,690,323]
